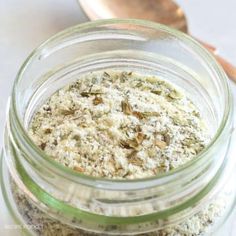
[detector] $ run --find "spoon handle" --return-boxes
[199,41,236,83]
[213,54,236,83]
[195,39,217,52]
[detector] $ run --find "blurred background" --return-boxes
[0,1,235,235]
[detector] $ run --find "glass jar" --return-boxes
[1,19,235,236]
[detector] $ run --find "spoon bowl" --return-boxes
[79,0,188,33]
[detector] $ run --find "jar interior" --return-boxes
[14,21,227,144]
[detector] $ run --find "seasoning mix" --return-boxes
[29,70,209,179]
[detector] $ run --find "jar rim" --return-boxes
[11,18,233,188]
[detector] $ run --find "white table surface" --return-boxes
[0,0,235,235]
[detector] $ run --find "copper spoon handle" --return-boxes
[213,54,236,83]
[195,39,217,52]
[200,42,236,82]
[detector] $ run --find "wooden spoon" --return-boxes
[79,0,236,82]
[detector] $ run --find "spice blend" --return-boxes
[29,70,210,179]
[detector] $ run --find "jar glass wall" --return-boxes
[1,19,235,235]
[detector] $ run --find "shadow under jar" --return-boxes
[1,19,235,236]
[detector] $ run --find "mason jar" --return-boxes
[1,19,235,236]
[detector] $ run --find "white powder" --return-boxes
[29,70,210,179]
